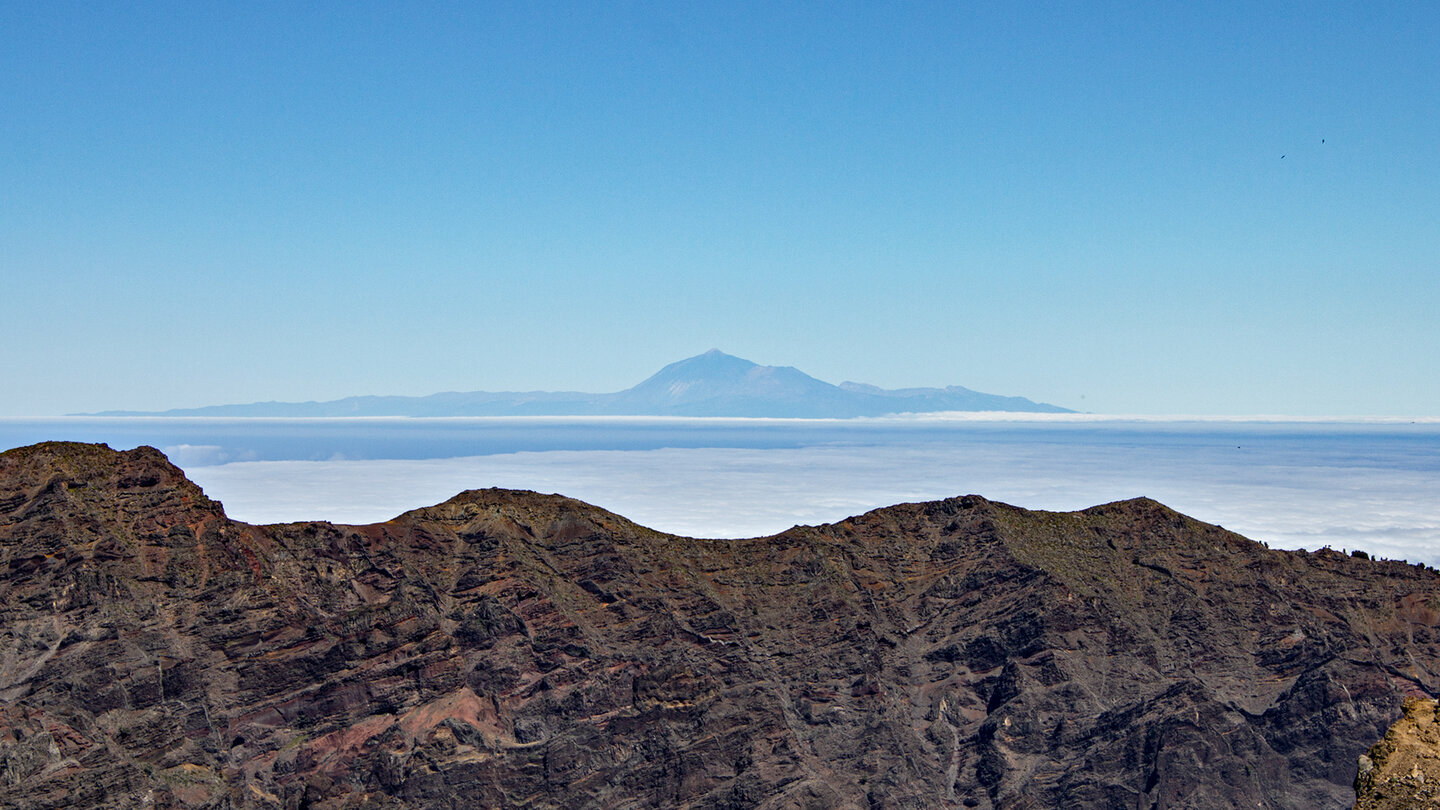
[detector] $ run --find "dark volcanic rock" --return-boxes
[1,442,1437,809]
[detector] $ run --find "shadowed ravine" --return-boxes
[0,442,1436,809]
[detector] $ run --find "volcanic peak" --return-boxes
[86,350,1072,417]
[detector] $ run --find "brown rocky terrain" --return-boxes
[1,441,1437,809]
[1353,697,1440,809]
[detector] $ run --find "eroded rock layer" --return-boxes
[0,441,1436,809]
[1353,697,1440,810]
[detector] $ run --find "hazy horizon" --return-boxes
[4,416,1437,565]
[4,4,1438,418]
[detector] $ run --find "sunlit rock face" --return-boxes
[1353,697,1440,810]
[1,441,1437,809]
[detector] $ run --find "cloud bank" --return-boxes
[185,437,1440,565]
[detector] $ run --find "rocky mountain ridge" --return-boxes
[86,350,1070,417]
[1,441,1435,809]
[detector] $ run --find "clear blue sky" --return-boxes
[4,1,1437,416]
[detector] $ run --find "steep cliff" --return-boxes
[0,442,1435,809]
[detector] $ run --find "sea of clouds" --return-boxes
[174,419,1440,565]
[4,415,1435,564]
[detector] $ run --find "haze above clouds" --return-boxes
[186,434,1440,565]
[3,3,1438,417]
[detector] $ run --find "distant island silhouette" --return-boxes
[86,350,1071,418]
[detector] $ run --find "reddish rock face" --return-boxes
[0,441,1436,809]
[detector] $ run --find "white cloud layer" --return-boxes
[185,437,1440,565]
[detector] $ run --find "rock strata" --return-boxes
[1,441,1438,809]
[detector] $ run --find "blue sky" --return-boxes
[4,1,1437,416]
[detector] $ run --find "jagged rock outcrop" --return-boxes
[1353,697,1440,809]
[1,441,1437,809]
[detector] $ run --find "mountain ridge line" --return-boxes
[0,440,1432,808]
[81,349,1072,418]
